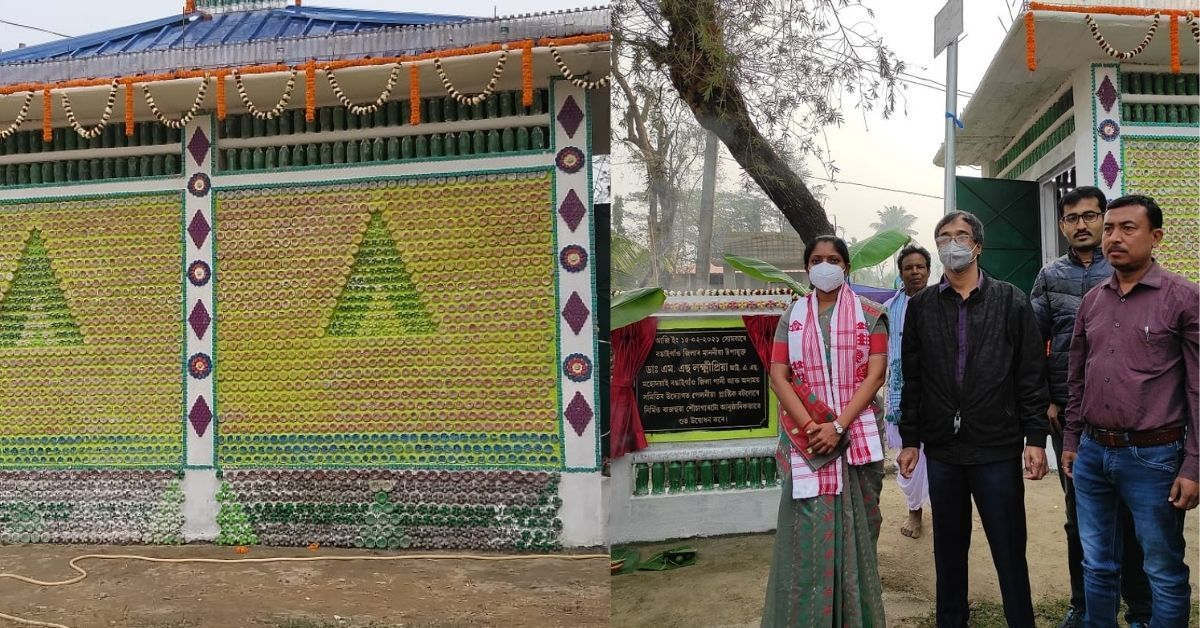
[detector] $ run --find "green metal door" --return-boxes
[955,176,1041,294]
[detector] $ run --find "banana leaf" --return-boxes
[722,254,807,295]
[849,229,911,271]
[611,287,665,330]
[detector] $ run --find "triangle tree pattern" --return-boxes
[325,211,435,337]
[0,229,84,347]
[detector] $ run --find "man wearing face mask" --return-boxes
[1030,186,1150,628]
[897,211,1049,628]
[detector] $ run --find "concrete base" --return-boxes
[181,469,219,541]
[559,471,605,548]
[607,439,781,544]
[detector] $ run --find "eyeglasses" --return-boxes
[934,233,974,246]
[1061,211,1102,225]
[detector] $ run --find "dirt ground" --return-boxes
[612,470,1200,627]
[0,545,608,628]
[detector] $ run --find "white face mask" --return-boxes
[808,262,846,293]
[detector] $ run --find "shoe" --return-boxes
[1058,607,1084,628]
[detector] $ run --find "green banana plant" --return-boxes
[722,254,808,295]
[848,229,912,271]
[611,287,666,330]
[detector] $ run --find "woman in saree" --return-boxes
[761,235,889,627]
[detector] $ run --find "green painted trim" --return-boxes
[584,82,600,470]
[1122,134,1200,142]
[644,315,780,443]
[213,147,552,175]
[1118,121,1200,127]
[0,188,178,206]
[551,165,565,470]
[208,115,220,471]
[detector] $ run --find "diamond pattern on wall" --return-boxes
[561,292,590,335]
[557,95,584,138]
[564,391,593,437]
[1096,75,1118,113]
[188,301,211,339]
[187,127,210,167]
[557,189,586,232]
[189,396,212,436]
[188,212,210,248]
[1100,151,1121,188]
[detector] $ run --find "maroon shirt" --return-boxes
[1064,262,1199,481]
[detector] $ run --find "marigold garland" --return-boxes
[325,64,400,115]
[1028,3,1191,18]
[215,70,228,120]
[1084,12,1159,61]
[409,65,420,125]
[1170,15,1181,74]
[1025,11,1037,71]
[521,41,534,107]
[305,59,316,122]
[0,91,34,139]
[231,68,296,120]
[142,76,208,129]
[124,80,135,136]
[434,49,508,106]
[41,88,52,142]
[61,78,119,139]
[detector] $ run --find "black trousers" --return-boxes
[928,456,1034,628]
[1050,429,1151,622]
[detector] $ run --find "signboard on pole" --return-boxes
[934,0,963,58]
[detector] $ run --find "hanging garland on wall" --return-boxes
[0,91,33,139]
[325,64,401,115]
[548,45,610,89]
[60,78,119,139]
[231,69,296,120]
[142,76,208,129]
[1187,13,1200,43]
[434,49,508,106]
[1084,12,1159,60]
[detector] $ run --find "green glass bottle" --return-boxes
[374,106,387,128]
[239,115,253,139]
[264,146,277,169]
[499,91,514,118]
[650,462,666,494]
[1153,73,1165,95]
[442,133,457,157]
[457,131,471,155]
[748,457,761,487]
[401,135,414,159]
[471,101,485,121]
[501,127,515,152]
[277,145,291,167]
[734,457,749,488]
[718,458,732,489]
[75,160,88,182]
[486,129,500,153]
[1191,105,1200,124]
[699,459,715,490]
[154,124,167,144]
[307,143,320,165]
[278,111,292,135]
[372,137,385,161]
[486,95,499,119]
[140,122,154,146]
[763,457,778,485]
[667,461,683,493]
[114,157,127,178]
[458,99,471,121]
[516,127,530,150]
[16,163,29,185]
[224,116,238,139]
[531,126,545,150]
[472,129,485,153]
[1168,105,1180,124]
[1121,103,1133,122]
[345,140,359,163]
[400,100,411,126]
[359,138,373,162]
[427,98,442,124]
[332,107,346,131]
[54,160,66,182]
[415,134,428,158]
[100,157,113,177]
[292,143,305,166]
[386,136,400,160]
[387,101,400,127]
[443,98,456,122]
[430,133,444,157]
[332,141,345,163]
[1155,104,1167,123]
[346,110,360,130]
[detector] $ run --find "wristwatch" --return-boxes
[832,422,845,435]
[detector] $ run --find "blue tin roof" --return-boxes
[0,6,475,63]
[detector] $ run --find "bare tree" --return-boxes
[615,0,904,243]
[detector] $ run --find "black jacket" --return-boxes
[898,271,1049,465]
[1030,247,1112,405]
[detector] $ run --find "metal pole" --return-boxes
[944,38,958,213]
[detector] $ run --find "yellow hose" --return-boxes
[1,550,609,628]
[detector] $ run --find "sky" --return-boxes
[0,0,598,51]
[612,0,1015,269]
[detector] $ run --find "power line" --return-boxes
[0,18,71,38]
[805,45,974,99]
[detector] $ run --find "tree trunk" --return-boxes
[650,0,835,243]
[647,188,661,286]
[694,130,718,289]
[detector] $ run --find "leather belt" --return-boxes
[1084,424,1185,448]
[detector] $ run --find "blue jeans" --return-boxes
[1073,434,1190,627]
